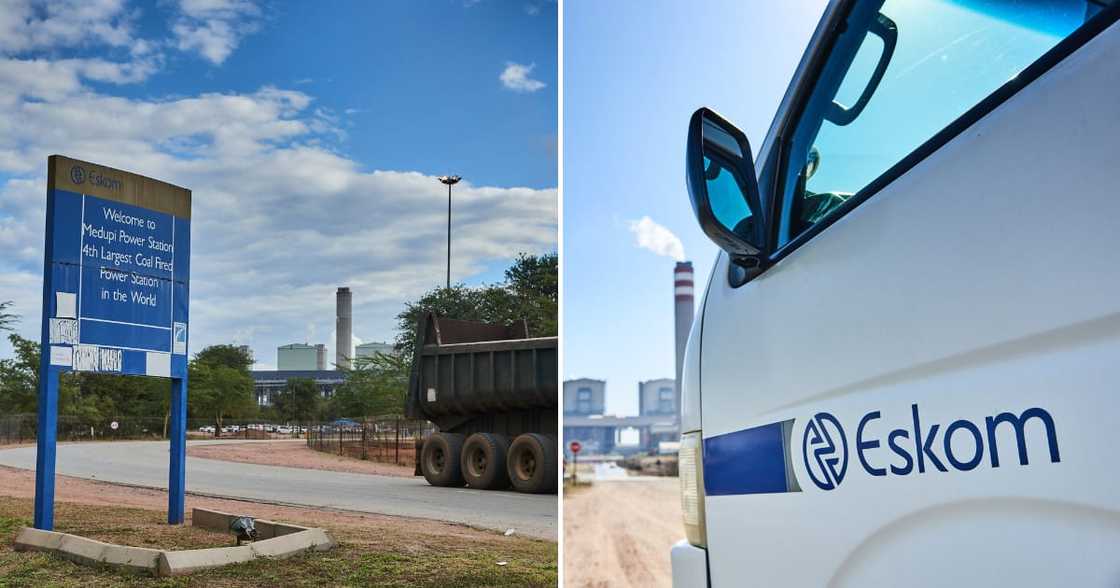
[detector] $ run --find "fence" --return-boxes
[0,414,171,445]
[0,414,308,445]
[306,418,435,467]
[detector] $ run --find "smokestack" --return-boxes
[674,262,694,424]
[336,287,352,370]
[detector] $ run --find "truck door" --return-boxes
[696,1,1120,585]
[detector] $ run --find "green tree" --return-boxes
[0,301,16,332]
[193,344,253,372]
[188,345,255,436]
[76,373,170,434]
[328,352,409,419]
[393,252,558,360]
[273,377,321,423]
[0,334,92,421]
[0,334,40,414]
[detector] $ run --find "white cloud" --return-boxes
[0,0,135,54]
[0,1,557,364]
[0,51,557,364]
[628,216,685,261]
[171,0,260,65]
[500,62,546,93]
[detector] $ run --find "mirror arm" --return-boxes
[727,255,766,287]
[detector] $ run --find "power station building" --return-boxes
[355,341,395,359]
[562,379,614,454]
[250,370,347,407]
[638,377,680,450]
[277,343,327,371]
[562,262,693,455]
[562,378,679,455]
[564,378,606,416]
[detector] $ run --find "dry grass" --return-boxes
[0,496,556,587]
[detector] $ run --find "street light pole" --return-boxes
[437,175,461,289]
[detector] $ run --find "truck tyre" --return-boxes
[507,433,557,493]
[461,433,511,490]
[421,432,466,487]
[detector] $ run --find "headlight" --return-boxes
[679,430,707,548]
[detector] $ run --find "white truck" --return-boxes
[672,0,1120,586]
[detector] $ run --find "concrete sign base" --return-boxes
[13,508,336,577]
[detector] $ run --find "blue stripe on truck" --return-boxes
[704,420,799,495]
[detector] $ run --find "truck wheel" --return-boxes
[461,433,511,490]
[421,432,465,487]
[507,433,557,493]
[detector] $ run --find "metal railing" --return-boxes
[306,418,434,467]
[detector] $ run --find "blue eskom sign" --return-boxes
[44,156,191,378]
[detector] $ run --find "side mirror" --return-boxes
[685,108,765,267]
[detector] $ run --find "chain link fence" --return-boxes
[306,418,434,467]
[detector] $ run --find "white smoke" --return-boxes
[628,216,685,261]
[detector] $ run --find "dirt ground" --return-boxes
[563,477,683,588]
[187,439,415,477]
[0,466,556,586]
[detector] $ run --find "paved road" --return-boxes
[0,440,556,539]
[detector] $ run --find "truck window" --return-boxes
[776,0,1095,248]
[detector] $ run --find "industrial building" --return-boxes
[562,262,693,455]
[277,343,327,371]
[250,370,347,407]
[355,341,395,359]
[638,378,680,450]
[562,379,613,454]
[564,378,606,416]
[562,378,678,455]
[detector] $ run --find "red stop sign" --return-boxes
[569,440,582,454]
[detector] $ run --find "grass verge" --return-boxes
[0,496,555,587]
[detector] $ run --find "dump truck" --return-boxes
[407,312,558,493]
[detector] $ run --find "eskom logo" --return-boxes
[803,412,848,491]
[801,404,1060,491]
[70,165,85,184]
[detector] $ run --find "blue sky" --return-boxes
[563,1,827,416]
[0,0,557,368]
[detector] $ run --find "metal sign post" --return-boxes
[569,440,581,485]
[35,155,191,529]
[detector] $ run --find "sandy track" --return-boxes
[187,439,414,477]
[563,478,683,588]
